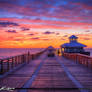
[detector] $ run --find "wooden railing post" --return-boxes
[32,54,34,60]
[15,56,17,66]
[17,56,19,65]
[14,57,16,67]
[11,57,14,68]
[28,51,30,63]
[0,60,4,74]
[75,54,77,63]
[90,58,92,68]
[18,56,20,64]
[21,55,23,64]
[7,59,10,72]
[86,58,88,67]
[22,55,25,63]
[26,54,27,63]
[20,55,21,64]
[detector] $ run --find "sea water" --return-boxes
[0,48,45,59]
[0,48,92,59]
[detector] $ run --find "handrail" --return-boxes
[62,53,92,68]
[0,49,46,75]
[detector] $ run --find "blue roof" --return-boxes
[69,35,78,39]
[61,42,86,47]
[47,46,55,49]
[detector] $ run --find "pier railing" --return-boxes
[0,49,46,75]
[62,53,92,68]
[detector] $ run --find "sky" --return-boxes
[0,0,92,48]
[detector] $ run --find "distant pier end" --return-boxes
[60,35,90,56]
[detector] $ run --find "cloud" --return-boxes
[5,30,17,33]
[56,33,60,35]
[0,0,92,24]
[15,39,21,41]
[0,0,92,32]
[42,38,49,40]
[35,18,41,20]
[43,31,55,34]
[0,21,19,27]
[30,37,40,40]
[85,30,91,32]
[83,38,90,40]
[63,35,68,37]
[21,27,30,31]
[61,38,66,40]
[28,33,35,36]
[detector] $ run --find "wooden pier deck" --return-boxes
[0,52,92,92]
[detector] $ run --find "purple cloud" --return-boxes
[85,30,91,32]
[30,37,39,40]
[56,33,60,35]
[43,31,55,34]
[15,39,21,41]
[21,27,30,31]
[28,33,34,36]
[35,18,41,20]
[63,35,68,37]
[5,30,17,33]
[0,0,92,26]
[0,21,19,27]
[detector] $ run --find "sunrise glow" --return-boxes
[0,0,92,48]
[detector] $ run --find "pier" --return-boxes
[0,49,92,92]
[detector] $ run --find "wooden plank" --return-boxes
[29,57,80,92]
[1,53,92,92]
[59,56,92,92]
[0,53,47,92]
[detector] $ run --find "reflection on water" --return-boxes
[0,48,45,59]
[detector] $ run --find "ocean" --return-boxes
[0,48,92,59]
[0,48,45,59]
